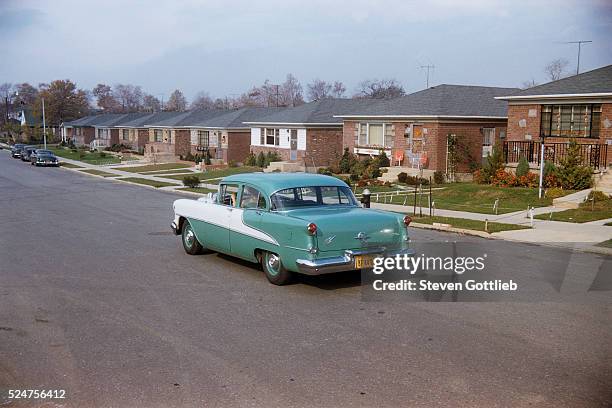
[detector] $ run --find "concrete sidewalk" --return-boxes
[371,202,612,254]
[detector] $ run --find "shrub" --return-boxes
[397,172,408,184]
[182,175,200,188]
[481,145,505,183]
[317,167,333,176]
[99,152,106,158]
[244,152,256,166]
[515,156,530,178]
[473,169,485,184]
[78,151,86,159]
[433,171,445,184]
[265,151,281,165]
[256,152,266,167]
[338,148,356,173]
[228,160,237,168]
[545,187,566,199]
[375,150,390,168]
[557,139,593,190]
[204,151,211,165]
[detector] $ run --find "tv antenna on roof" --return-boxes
[562,40,592,75]
[420,65,435,88]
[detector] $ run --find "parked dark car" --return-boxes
[30,149,54,164]
[33,153,59,167]
[11,144,25,158]
[20,146,38,162]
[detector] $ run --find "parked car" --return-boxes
[171,173,413,285]
[10,143,25,158]
[29,149,54,164]
[32,152,59,167]
[20,146,37,162]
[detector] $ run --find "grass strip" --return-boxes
[117,177,177,188]
[411,215,530,234]
[79,169,121,177]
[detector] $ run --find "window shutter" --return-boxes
[190,130,198,145]
[297,129,306,150]
[251,128,260,146]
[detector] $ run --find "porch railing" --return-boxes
[503,141,608,169]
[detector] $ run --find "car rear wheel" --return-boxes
[261,251,292,285]
[181,220,203,255]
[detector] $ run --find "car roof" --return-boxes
[221,172,348,196]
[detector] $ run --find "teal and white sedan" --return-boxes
[171,173,413,285]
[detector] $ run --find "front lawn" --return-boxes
[49,147,120,165]
[79,169,121,177]
[113,163,191,173]
[177,187,218,194]
[411,215,530,234]
[596,239,612,248]
[117,177,177,188]
[383,183,568,214]
[164,166,262,182]
[535,199,612,223]
[139,169,194,176]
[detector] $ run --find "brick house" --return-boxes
[173,107,283,163]
[244,99,372,167]
[115,111,187,154]
[496,64,612,169]
[62,114,121,147]
[335,85,518,175]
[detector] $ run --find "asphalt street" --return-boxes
[0,150,610,407]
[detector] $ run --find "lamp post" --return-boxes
[538,135,545,199]
[42,97,47,149]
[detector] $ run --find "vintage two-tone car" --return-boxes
[171,173,413,285]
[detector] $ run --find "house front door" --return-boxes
[482,128,495,163]
[290,130,298,161]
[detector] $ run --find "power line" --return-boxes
[420,65,435,88]
[562,40,592,75]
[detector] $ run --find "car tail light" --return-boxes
[307,223,317,235]
[403,216,412,226]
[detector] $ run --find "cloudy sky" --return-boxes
[1,0,611,101]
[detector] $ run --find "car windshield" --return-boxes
[270,186,358,210]
[39,155,55,159]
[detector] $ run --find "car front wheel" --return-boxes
[261,251,292,285]
[181,220,203,255]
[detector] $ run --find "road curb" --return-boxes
[410,222,494,239]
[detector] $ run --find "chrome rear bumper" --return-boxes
[295,248,414,275]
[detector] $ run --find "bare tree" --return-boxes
[191,91,215,110]
[354,79,405,99]
[307,79,332,101]
[166,89,187,111]
[113,84,144,112]
[93,84,120,112]
[142,94,161,112]
[544,58,569,81]
[331,81,346,98]
[279,74,304,107]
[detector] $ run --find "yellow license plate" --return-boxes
[355,255,375,269]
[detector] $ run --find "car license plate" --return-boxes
[354,255,375,269]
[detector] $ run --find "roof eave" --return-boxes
[243,122,342,127]
[333,115,508,120]
[495,92,612,101]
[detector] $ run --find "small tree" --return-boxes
[515,156,530,178]
[557,139,593,190]
[338,148,353,173]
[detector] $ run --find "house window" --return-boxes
[357,123,393,147]
[122,129,129,140]
[482,128,495,146]
[540,104,601,138]
[259,128,265,145]
[265,128,279,146]
[198,130,209,147]
[154,129,163,142]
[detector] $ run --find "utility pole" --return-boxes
[420,65,435,88]
[563,40,592,75]
[42,97,47,149]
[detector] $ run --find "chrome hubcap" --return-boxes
[267,253,280,275]
[184,228,195,247]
